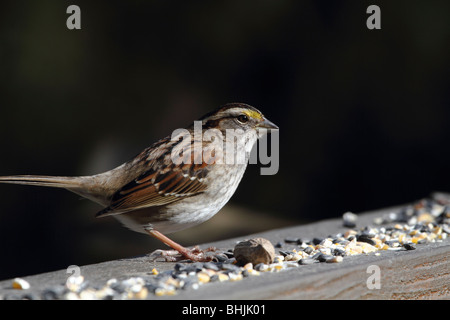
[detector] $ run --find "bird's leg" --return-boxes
[145,228,215,262]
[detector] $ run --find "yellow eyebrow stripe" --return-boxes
[244,110,263,120]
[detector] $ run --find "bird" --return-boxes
[0,103,278,261]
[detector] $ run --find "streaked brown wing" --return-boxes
[96,159,210,218]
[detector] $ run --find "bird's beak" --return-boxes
[257,117,279,130]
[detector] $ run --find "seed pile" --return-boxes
[3,197,449,299]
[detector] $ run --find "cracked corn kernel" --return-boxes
[398,233,406,244]
[165,277,181,288]
[12,278,30,290]
[218,273,229,282]
[228,273,243,281]
[361,243,377,253]
[248,270,260,276]
[350,246,363,254]
[289,253,302,261]
[155,287,176,296]
[372,238,382,247]
[131,287,148,300]
[243,263,253,270]
[417,213,433,223]
[197,272,211,284]
[270,264,284,271]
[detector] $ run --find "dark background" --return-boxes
[0,1,449,280]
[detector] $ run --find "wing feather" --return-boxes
[96,152,211,217]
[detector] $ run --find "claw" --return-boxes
[148,247,217,262]
[147,249,183,262]
[145,229,218,262]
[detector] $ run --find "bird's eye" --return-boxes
[237,114,249,124]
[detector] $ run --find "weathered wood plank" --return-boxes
[0,204,449,299]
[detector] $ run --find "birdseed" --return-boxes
[12,278,30,290]
[4,196,449,299]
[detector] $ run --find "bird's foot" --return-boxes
[148,246,217,262]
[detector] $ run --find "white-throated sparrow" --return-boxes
[0,103,278,261]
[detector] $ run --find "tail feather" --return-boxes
[1,163,135,207]
[0,175,111,206]
[0,175,82,189]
